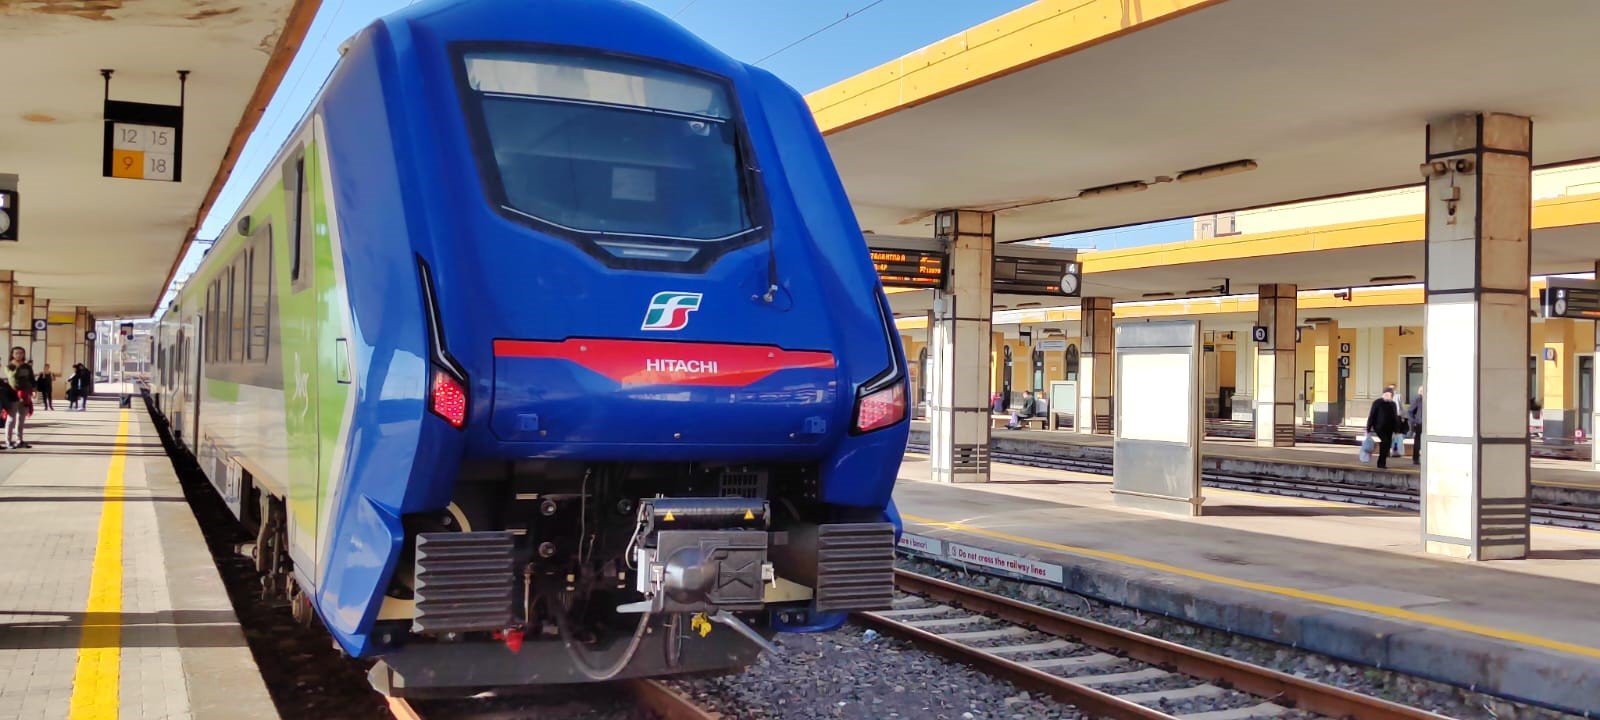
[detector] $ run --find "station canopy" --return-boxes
[0,0,315,317]
[811,0,1600,300]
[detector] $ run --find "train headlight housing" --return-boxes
[853,382,905,434]
[430,368,468,428]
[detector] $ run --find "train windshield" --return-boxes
[461,50,760,259]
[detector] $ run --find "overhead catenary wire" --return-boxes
[754,0,889,66]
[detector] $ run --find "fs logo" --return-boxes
[641,291,703,331]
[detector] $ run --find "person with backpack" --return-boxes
[6,347,34,448]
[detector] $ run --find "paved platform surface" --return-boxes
[0,404,276,719]
[892,456,1600,716]
[910,420,1600,489]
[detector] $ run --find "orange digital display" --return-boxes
[871,248,946,289]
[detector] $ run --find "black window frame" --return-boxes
[449,41,773,273]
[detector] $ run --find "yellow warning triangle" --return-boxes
[664,512,675,522]
[743,509,755,520]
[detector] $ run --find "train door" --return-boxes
[190,316,203,447]
[1001,345,1013,408]
[283,143,323,579]
[1579,356,1593,437]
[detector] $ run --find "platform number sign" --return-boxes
[101,70,185,184]
[1251,325,1269,344]
[109,123,178,181]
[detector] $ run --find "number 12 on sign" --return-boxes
[110,122,177,181]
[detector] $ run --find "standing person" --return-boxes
[71,363,91,411]
[1365,387,1400,469]
[36,364,54,411]
[6,347,34,449]
[1408,385,1424,465]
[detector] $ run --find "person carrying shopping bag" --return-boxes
[1364,387,1401,469]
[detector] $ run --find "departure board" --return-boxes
[993,255,1081,297]
[1545,283,1600,320]
[872,248,946,289]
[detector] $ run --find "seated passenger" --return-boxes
[1007,390,1037,429]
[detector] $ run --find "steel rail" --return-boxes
[871,569,1454,720]
[386,678,719,720]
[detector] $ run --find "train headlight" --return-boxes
[853,382,905,434]
[430,369,468,428]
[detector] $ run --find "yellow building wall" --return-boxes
[1381,327,1424,391]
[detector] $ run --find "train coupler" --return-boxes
[618,497,774,616]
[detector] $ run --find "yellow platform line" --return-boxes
[68,409,131,720]
[900,511,1600,660]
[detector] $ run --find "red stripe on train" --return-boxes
[493,339,836,387]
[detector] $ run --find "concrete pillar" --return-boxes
[72,307,90,371]
[0,272,12,341]
[1421,112,1532,561]
[1202,331,1220,418]
[1077,297,1114,434]
[1539,319,1580,439]
[9,286,32,357]
[1309,320,1342,426]
[1254,284,1297,446]
[1232,335,1256,422]
[1352,327,1386,412]
[928,210,995,484]
[30,299,47,370]
[1594,261,1600,472]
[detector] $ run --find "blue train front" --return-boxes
[313,0,908,694]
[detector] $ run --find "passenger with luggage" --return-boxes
[1362,386,1402,469]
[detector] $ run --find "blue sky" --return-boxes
[166,0,1186,305]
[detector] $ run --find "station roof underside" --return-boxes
[0,0,315,317]
[809,0,1600,244]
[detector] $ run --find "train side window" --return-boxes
[249,226,273,362]
[227,264,240,363]
[233,253,248,363]
[283,148,312,293]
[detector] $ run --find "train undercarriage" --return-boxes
[247,459,895,696]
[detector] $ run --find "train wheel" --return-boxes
[290,583,314,626]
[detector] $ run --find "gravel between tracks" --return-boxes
[664,627,1083,720]
[898,556,1585,720]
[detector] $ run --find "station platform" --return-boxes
[0,404,276,719]
[908,420,1600,507]
[891,456,1600,716]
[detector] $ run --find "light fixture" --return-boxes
[1141,291,1175,299]
[1076,180,1148,200]
[1370,274,1415,283]
[1333,288,1352,301]
[1016,302,1043,308]
[1177,159,1258,183]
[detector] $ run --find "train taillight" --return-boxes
[853,382,905,434]
[430,368,468,428]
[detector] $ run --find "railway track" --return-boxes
[861,569,1451,720]
[386,678,718,720]
[907,443,1600,531]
